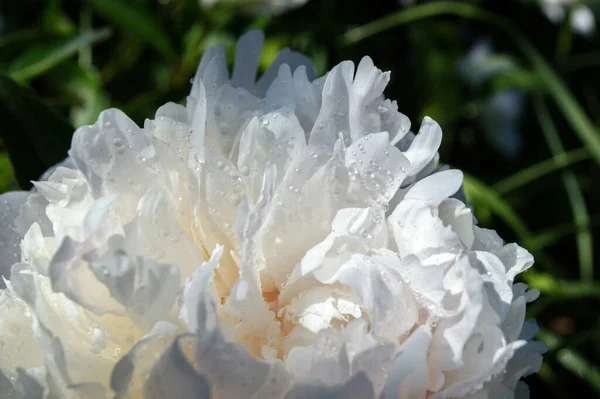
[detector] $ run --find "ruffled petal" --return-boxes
[110,322,174,394]
[0,191,29,284]
[237,109,306,202]
[402,117,442,180]
[231,30,264,90]
[345,132,409,203]
[181,245,292,397]
[381,326,431,399]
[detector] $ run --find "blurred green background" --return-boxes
[1,0,600,396]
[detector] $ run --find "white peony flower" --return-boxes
[0,30,544,398]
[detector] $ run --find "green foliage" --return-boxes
[0,72,73,188]
[1,0,599,396]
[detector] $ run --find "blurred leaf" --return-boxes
[490,67,538,92]
[0,30,40,48]
[8,28,112,82]
[0,152,17,192]
[42,0,77,35]
[89,0,176,59]
[534,95,593,282]
[48,63,110,126]
[463,173,536,250]
[556,349,600,394]
[494,147,590,195]
[522,270,600,298]
[0,73,73,188]
[539,329,600,395]
[182,24,205,66]
[534,213,600,249]
[340,2,600,168]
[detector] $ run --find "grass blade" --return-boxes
[534,95,593,282]
[462,173,536,250]
[9,28,111,82]
[538,329,600,395]
[493,147,590,195]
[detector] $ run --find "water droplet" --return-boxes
[228,193,241,206]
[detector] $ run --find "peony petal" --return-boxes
[403,116,442,178]
[142,334,212,399]
[292,65,322,134]
[403,169,463,207]
[190,78,208,151]
[472,227,535,282]
[438,198,475,249]
[379,99,411,146]
[10,268,107,397]
[431,333,526,399]
[309,61,354,147]
[69,109,175,219]
[14,191,52,238]
[82,235,180,326]
[231,30,264,90]
[348,57,390,141]
[0,371,19,399]
[284,372,375,399]
[32,167,96,243]
[39,156,77,182]
[149,102,192,163]
[381,326,431,399]
[190,44,228,106]
[180,245,223,333]
[264,64,297,111]
[237,108,306,202]
[289,207,388,282]
[256,47,316,97]
[206,84,261,158]
[123,188,205,280]
[0,191,29,284]
[20,222,54,275]
[0,288,44,383]
[14,368,45,399]
[345,132,410,203]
